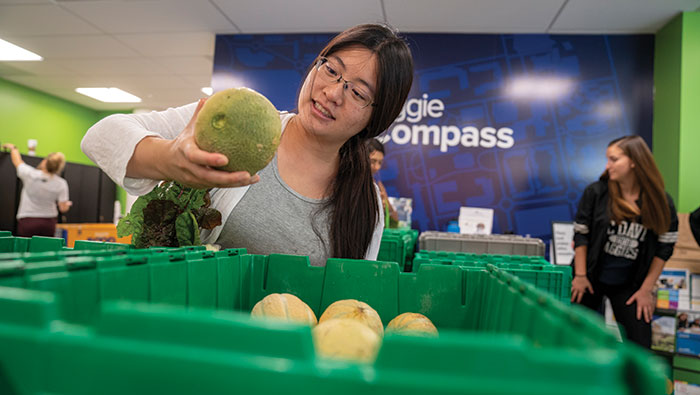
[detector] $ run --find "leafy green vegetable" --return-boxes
[117,181,222,248]
[175,212,200,246]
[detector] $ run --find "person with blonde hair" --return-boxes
[570,135,678,348]
[2,143,72,237]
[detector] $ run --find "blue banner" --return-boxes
[212,33,654,242]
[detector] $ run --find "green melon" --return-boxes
[194,87,281,175]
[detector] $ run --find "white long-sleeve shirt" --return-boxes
[80,103,383,260]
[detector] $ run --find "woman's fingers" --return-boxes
[179,166,258,189]
[571,289,581,304]
[644,306,651,323]
[185,98,207,130]
[184,143,229,168]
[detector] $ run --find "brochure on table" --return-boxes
[458,207,493,235]
[551,221,575,265]
[657,269,690,311]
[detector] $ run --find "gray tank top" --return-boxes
[216,156,332,266]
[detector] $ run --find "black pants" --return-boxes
[577,281,651,348]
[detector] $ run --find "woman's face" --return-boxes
[297,46,377,146]
[606,144,635,183]
[369,150,384,175]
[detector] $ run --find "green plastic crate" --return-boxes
[0,236,30,253]
[377,228,417,270]
[0,247,247,324]
[28,236,66,252]
[0,244,214,267]
[415,250,549,265]
[0,250,667,395]
[73,239,132,251]
[0,236,67,254]
[674,355,700,388]
[412,251,570,304]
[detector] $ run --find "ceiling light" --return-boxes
[201,87,213,96]
[0,38,43,61]
[505,76,575,100]
[75,87,142,103]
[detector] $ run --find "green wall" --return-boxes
[0,77,129,213]
[1,78,115,164]
[653,16,681,207]
[679,12,700,213]
[654,12,700,213]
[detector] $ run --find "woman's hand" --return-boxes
[130,99,260,189]
[2,143,16,151]
[571,275,594,303]
[380,187,389,202]
[626,287,656,323]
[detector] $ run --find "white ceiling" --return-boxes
[1,0,699,111]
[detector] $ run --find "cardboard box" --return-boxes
[663,213,700,273]
[677,213,700,250]
[55,223,131,248]
[673,247,700,262]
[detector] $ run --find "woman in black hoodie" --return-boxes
[571,135,678,348]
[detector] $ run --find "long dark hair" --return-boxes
[602,135,670,235]
[367,138,385,155]
[314,24,413,259]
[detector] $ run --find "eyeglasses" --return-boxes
[315,57,376,109]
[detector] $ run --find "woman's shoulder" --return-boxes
[17,163,41,178]
[663,191,676,210]
[279,111,294,134]
[583,179,608,196]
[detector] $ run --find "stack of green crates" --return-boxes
[674,355,700,390]
[0,234,134,254]
[413,250,571,304]
[0,235,67,254]
[377,228,418,271]
[415,250,549,266]
[0,246,667,394]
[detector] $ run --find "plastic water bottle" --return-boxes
[113,200,122,224]
[446,221,460,233]
[384,201,390,228]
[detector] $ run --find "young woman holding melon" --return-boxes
[82,24,414,265]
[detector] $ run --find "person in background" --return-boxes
[2,143,72,237]
[678,312,689,330]
[367,138,399,225]
[570,135,678,348]
[81,24,414,266]
[690,206,700,246]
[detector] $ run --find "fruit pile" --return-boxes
[251,293,438,363]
